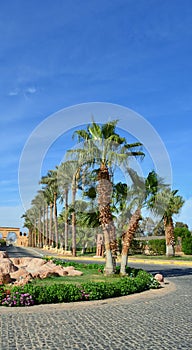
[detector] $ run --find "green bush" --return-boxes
[129,239,146,255]
[9,269,159,306]
[174,227,192,254]
[0,286,6,303]
[12,284,82,304]
[182,237,192,255]
[148,239,166,255]
[0,239,6,247]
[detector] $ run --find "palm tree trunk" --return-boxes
[42,205,45,247]
[97,163,117,275]
[54,192,58,248]
[64,189,69,251]
[120,208,142,275]
[34,221,37,247]
[71,186,76,257]
[38,209,42,247]
[164,216,175,256]
[45,205,49,246]
[49,203,53,246]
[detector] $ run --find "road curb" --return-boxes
[25,247,192,267]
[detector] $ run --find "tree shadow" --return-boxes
[145,267,192,278]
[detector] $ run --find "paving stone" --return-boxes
[0,271,192,349]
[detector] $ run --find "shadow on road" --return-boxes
[1,246,42,259]
[148,267,192,278]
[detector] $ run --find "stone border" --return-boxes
[0,279,176,315]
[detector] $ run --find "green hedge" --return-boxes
[182,237,192,255]
[148,239,166,255]
[9,269,159,305]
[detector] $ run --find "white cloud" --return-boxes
[174,197,192,230]
[26,87,36,94]
[8,89,20,96]
[8,86,37,97]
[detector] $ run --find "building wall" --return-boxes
[0,227,28,247]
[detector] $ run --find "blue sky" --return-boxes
[0,0,192,229]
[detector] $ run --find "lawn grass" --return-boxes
[129,254,192,261]
[29,265,132,287]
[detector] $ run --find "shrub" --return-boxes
[1,291,34,307]
[182,236,192,255]
[0,286,6,303]
[12,284,82,304]
[3,259,159,307]
[0,239,6,247]
[9,269,159,306]
[129,239,146,255]
[148,239,166,255]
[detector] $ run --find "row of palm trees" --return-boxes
[23,120,184,275]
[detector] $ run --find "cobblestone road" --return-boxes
[0,266,192,350]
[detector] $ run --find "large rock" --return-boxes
[10,257,33,266]
[0,251,9,259]
[1,253,83,285]
[0,258,18,274]
[10,266,32,281]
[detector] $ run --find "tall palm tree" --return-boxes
[31,191,46,247]
[57,160,82,256]
[22,211,34,246]
[68,120,144,274]
[22,206,38,247]
[152,189,184,256]
[57,161,76,252]
[40,169,60,248]
[120,169,164,274]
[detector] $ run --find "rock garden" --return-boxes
[0,251,161,307]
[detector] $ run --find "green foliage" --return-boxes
[148,239,166,255]
[0,286,6,302]
[0,239,6,247]
[2,259,159,306]
[49,258,105,272]
[130,239,146,255]
[1,290,34,307]
[174,227,191,240]
[11,284,82,304]
[182,236,192,255]
[10,269,159,305]
[174,227,192,254]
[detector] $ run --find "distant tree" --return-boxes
[152,189,184,256]
[175,222,189,229]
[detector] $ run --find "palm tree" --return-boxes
[120,169,164,274]
[57,162,71,250]
[152,189,184,256]
[40,169,60,248]
[68,120,144,274]
[22,206,39,247]
[57,160,81,256]
[22,211,34,246]
[31,191,46,247]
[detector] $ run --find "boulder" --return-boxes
[10,266,32,281]
[67,269,83,276]
[10,257,33,266]
[0,251,9,259]
[25,258,46,273]
[0,251,83,285]
[154,273,164,283]
[0,258,18,274]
